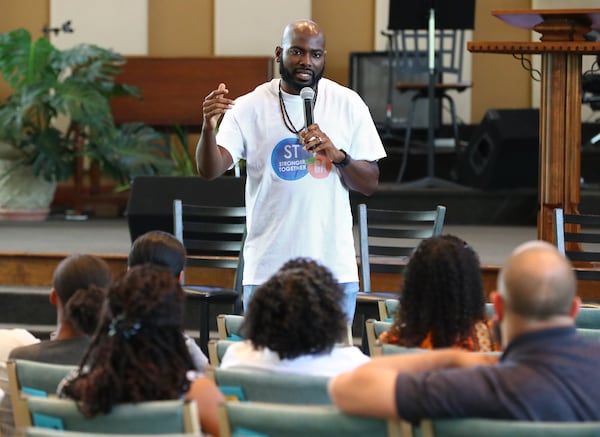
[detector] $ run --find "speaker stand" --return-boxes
[397,8,467,190]
[379,31,404,142]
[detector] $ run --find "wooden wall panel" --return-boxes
[0,0,50,101]
[312,0,375,87]
[471,0,533,123]
[148,0,212,56]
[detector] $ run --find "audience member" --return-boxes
[0,329,39,437]
[3,254,110,437]
[59,264,224,437]
[128,230,208,370]
[10,254,111,364]
[380,235,499,352]
[220,258,369,376]
[329,241,600,422]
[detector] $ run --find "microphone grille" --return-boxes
[300,87,315,100]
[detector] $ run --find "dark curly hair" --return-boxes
[65,286,107,336]
[242,258,347,359]
[388,235,487,348]
[61,264,194,417]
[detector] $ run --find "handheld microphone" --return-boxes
[300,87,315,130]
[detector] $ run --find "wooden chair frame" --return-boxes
[7,359,76,430]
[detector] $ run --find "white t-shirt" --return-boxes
[217,78,386,285]
[220,340,370,377]
[0,329,39,437]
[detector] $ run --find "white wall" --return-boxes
[49,0,148,54]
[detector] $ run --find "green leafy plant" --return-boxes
[0,28,174,184]
[167,124,196,176]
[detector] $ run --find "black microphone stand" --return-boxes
[398,4,464,189]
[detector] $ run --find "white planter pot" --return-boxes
[0,158,57,221]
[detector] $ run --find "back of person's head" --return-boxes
[242,257,346,359]
[393,234,486,348]
[498,240,577,321]
[61,264,193,417]
[53,254,112,306]
[53,254,111,335]
[128,230,186,278]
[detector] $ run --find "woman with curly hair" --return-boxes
[220,258,369,376]
[59,264,224,437]
[380,235,499,351]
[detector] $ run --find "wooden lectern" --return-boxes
[468,9,600,243]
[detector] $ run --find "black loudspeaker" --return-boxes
[349,51,439,130]
[458,109,539,190]
[126,176,245,242]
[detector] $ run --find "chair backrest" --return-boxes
[207,339,237,367]
[553,208,600,282]
[576,305,600,329]
[25,397,199,434]
[8,359,77,429]
[365,319,393,356]
[381,344,430,356]
[366,319,501,357]
[24,428,201,437]
[391,28,469,85]
[173,199,246,290]
[217,314,245,341]
[486,303,600,332]
[419,417,600,437]
[206,367,331,405]
[576,328,600,339]
[218,401,410,437]
[378,298,399,322]
[358,203,446,293]
[385,0,475,86]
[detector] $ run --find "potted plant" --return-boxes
[0,28,173,219]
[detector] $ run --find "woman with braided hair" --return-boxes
[59,264,224,437]
[379,235,500,352]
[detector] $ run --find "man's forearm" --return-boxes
[195,127,231,180]
[329,350,473,418]
[338,159,379,195]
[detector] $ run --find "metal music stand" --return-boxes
[387,0,475,188]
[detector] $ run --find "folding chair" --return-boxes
[173,199,246,355]
[207,367,330,405]
[554,208,600,301]
[218,401,410,437]
[7,359,76,430]
[24,397,199,434]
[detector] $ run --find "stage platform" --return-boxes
[3,121,600,345]
[0,214,535,268]
[0,213,536,347]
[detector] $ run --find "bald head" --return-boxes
[498,241,576,320]
[281,20,325,48]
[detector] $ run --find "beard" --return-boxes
[279,62,325,93]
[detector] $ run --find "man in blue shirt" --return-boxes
[330,240,600,422]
